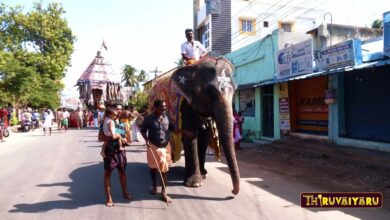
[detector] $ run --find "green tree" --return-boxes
[121,64,138,88]
[138,69,146,82]
[128,91,148,111]
[175,57,184,67]
[371,19,383,29]
[121,65,147,90]
[0,2,75,109]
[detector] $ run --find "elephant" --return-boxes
[148,57,240,195]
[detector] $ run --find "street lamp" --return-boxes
[324,12,333,46]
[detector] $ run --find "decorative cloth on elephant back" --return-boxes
[147,68,183,162]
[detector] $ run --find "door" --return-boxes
[262,85,274,137]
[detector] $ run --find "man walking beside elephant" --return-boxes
[141,99,181,203]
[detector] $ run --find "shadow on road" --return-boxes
[9,159,230,213]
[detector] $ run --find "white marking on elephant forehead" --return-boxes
[178,75,187,84]
[217,68,233,95]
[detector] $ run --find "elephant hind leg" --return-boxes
[181,99,203,187]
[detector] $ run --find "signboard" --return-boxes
[316,39,362,71]
[279,97,290,113]
[384,11,390,57]
[278,83,291,130]
[277,39,313,79]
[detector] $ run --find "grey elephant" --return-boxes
[148,57,240,195]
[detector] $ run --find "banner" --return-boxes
[278,83,290,131]
[277,39,313,79]
[316,39,362,71]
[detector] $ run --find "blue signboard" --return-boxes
[316,39,362,71]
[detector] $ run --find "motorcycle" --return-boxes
[32,119,40,129]
[21,120,32,132]
[0,121,10,137]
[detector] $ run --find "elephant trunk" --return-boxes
[213,99,240,195]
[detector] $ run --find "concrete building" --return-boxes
[193,0,326,55]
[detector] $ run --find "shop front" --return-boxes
[289,76,328,136]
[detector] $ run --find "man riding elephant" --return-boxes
[181,29,207,65]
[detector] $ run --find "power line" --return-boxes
[231,0,326,47]
[230,0,287,40]
[232,0,294,45]
[231,0,294,43]
[231,0,256,19]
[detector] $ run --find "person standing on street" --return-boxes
[61,108,70,132]
[98,107,105,126]
[56,108,63,131]
[119,106,132,143]
[32,109,40,131]
[129,105,141,142]
[43,109,54,136]
[141,99,181,203]
[0,106,7,142]
[181,28,207,65]
[93,109,99,128]
[83,109,89,128]
[76,107,83,129]
[7,105,13,126]
[100,107,132,207]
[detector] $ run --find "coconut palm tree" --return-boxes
[175,58,184,67]
[121,64,138,88]
[138,69,146,82]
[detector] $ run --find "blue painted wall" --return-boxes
[227,30,279,141]
[226,30,278,86]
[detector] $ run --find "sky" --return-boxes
[2,0,389,99]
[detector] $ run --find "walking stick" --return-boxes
[147,145,169,206]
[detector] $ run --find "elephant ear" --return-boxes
[171,64,216,104]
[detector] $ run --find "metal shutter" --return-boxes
[344,67,390,143]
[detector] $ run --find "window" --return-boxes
[239,17,256,34]
[198,20,211,50]
[263,21,269,28]
[203,21,211,50]
[280,22,293,32]
[239,89,255,117]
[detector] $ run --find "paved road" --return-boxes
[0,129,388,220]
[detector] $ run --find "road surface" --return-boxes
[0,128,387,220]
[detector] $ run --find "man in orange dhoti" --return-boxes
[141,99,180,203]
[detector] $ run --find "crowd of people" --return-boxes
[1,28,248,207]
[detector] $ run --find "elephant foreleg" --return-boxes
[183,136,202,187]
[197,124,210,178]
